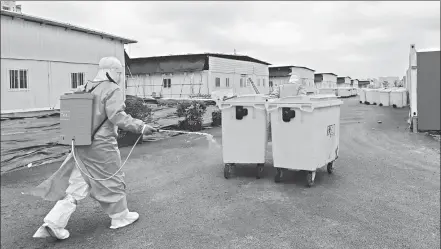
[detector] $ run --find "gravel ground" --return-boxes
[1,97,439,249]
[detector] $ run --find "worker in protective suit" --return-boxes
[269,73,307,98]
[30,57,157,240]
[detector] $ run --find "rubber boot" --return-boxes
[109,209,139,229]
[33,196,76,240]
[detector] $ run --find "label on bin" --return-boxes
[60,111,70,121]
[327,124,335,137]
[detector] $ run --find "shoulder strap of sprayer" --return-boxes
[85,81,115,141]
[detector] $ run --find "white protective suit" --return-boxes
[269,74,307,98]
[31,57,152,240]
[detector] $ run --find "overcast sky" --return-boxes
[17,1,440,79]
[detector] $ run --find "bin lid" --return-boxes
[60,92,94,100]
[269,95,342,106]
[378,89,392,92]
[223,94,268,103]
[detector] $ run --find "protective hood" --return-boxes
[93,57,123,84]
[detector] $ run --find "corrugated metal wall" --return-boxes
[126,71,207,98]
[417,51,440,131]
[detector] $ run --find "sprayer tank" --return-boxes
[59,92,94,146]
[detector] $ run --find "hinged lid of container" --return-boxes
[60,92,94,100]
[223,94,268,103]
[378,89,392,93]
[268,95,342,106]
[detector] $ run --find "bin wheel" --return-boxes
[306,171,316,187]
[275,168,284,183]
[379,103,383,106]
[224,164,233,179]
[359,101,362,104]
[327,162,334,174]
[256,164,264,179]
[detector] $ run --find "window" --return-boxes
[240,78,244,88]
[163,78,171,88]
[2,6,10,11]
[263,79,266,87]
[215,77,221,87]
[71,73,85,89]
[226,78,230,87]
[257,79,260,86]
[269,81,273,87]
[9,69,28,90]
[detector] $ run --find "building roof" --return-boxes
[358,80,370,85]
[269,65,315,72]
[337,76,352,79]
[314,72,337,76]
[0,10,137,44]
[128,53,270,75]
[269,65,315,77]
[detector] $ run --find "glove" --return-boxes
[141,124,158,135]
[75,85,87,92]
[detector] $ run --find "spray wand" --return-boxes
[71,126,216,181]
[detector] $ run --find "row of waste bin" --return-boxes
[358,88,408,108]
[317,87,358,98]
[218,94,343,187]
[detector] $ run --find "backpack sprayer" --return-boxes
[59,83,217,181]
[58,81,146,181]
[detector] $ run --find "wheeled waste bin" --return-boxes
[267,95,343,187]
[390,88,408,108]
[378,89,392,106]
[219,95,269,179]
[318,88,337,96]
[365,89,374,104]
[359,88,366,104]
[337,87,351,98]
[371,89,380,105]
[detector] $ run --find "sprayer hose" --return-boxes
[71,125,146,181]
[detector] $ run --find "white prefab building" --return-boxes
[126,53,270,98]
[358,80,370,88]
[1,10,136,115]
[351,79,359,88]
[1,1,21,13]
[314,73,337,88]
[337,76,352,88]
[269,65,315,92]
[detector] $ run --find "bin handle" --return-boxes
[299,105,314,112]
[218,103,232,110]
[253,103,266,110]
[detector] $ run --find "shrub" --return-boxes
[176,100,207,131]
[124,97,152,122]
[117,96,152,147]
[189,93,211,99]
[211,108,221,126]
